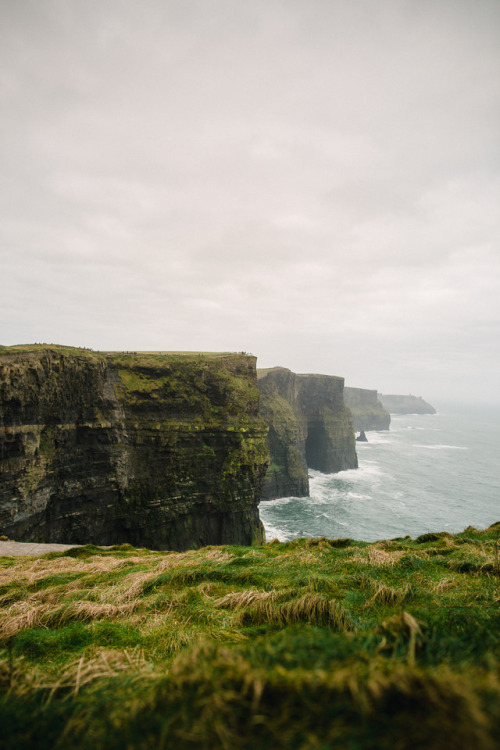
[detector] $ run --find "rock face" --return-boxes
[258,368,358,501]
[343,388,391,431]
[378,394,436,415]
[256,368,309,501]
[0,346,269,550]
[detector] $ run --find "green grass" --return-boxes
[1,524,499,749]
[0,344,234,358]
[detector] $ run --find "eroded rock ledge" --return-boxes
[0,346,269,550]
[258,368,358,501]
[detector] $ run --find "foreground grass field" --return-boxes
[1,524,499,749]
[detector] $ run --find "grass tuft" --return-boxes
[0,524,499,748]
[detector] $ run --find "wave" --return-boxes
[260,407,499,544]
[359,433,395,445]
[259,495,296,508]
[263,522,294,542]
[309,463,383,482]
[413,444,468,450]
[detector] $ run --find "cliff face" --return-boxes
[258,368,358,500]
[256,369,309,500]
[0,346,269,550]
[378,394,436,415]
[343,388,391,431]
[297,375,358,474]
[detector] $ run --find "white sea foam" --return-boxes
[361,433,394,445]
[263,523,292,542]
[259,496,295,508]
[260,407,500,543]
[310,463,383,483]
[346,492,372,501]
[306,496,330,506]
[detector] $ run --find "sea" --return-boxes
[259,403,500,543]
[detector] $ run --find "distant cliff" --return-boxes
[344,388,390,431]
[257,369,309,500]
[258,368,358,501]
[378,394,436,415]
[0,346,269,550]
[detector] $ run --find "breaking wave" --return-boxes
[259,406,500,543]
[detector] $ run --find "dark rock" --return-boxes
[0,346,269,550]
[356,430,368,442]
[344,387,390,431]
[258,368,358,501]
[257,368,309,500]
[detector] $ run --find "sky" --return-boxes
[1,0,499,404]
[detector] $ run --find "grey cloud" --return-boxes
[1,0,499,403]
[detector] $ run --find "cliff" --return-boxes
[343,387,391,431]
[258,368,358,500]
[378,393,436,415]
[256,368,309,500]
[0,345,269,550]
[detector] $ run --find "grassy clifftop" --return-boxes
[1,523,499,749]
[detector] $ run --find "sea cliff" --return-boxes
[343,387,391,431]
[378,393,436,414]
[0,346,269,550]
[258,368,358,500]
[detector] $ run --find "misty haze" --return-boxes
[1,2,500,748]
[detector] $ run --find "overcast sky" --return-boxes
[1,0,499,404]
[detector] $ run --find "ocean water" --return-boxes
[258,404,500,543]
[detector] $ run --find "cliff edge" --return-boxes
[378,393,436,415]
[343,387,391,431]
[258,368,358,500]
[0,346,269,550]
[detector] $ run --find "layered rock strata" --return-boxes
[0,346,269,550]
[343,387,391,431]
[378,394,436,414]
[257,368,309,501]
[258,368,358,501]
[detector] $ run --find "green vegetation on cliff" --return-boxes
[344,387,391,432]
[258,368,358,501]
[1,523,499,749]
[0,346,268,550]
[257,368,309,500]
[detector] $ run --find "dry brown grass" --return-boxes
[0,554,146,589]
[431,577,454,593]
[202,549,238,563]
[376,611,424,665]
[367,547,405,567]
[364,582,413,608]
[47,648,153,696]
[235,592,354,630]
[0,599,142,639]
[213,589,277,609]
